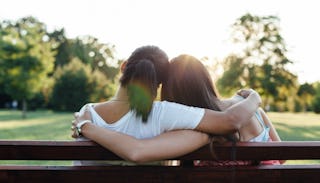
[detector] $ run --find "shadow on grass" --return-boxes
[275,122,320,141]
[0,116,73,140]
[0,110,71,122]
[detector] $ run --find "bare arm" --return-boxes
[258,108,281,142]
[196,89,261,134]
[72,110,209,163]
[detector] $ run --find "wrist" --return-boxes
[76,120,92,136]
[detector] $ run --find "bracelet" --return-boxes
[76,120,92,136]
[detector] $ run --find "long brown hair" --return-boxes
[161,54,221,111]
[161,54,238,145]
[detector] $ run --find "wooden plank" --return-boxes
[0,165,320,183]
[0,140,119,160]
[1,140,320,161]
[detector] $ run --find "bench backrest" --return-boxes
[1,140,320,183]
[1,140,320,161]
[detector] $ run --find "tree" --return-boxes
[312,82,320,113]
[70,36,120,81]
[47,31,121,80]
[297,83,315,111]
[0,17,55,118]
[50,58,91,111]
[217,13,298,110]
[217,55,246,96]
[50,58,114,111]
[48,28,72,69]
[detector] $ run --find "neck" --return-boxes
[110,86,129,102]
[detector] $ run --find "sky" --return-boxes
[1,0,319,83]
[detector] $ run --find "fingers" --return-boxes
[237,88,257,98]
[237,89,249,98]
[71,120,80,138]
[74,106,92,121]
[71,119,77,126]
[71,130,79,138]
[71,104,92,138]
[71,126,80,138]
[74,112,80,118]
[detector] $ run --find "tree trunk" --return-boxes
[22,99,27,119]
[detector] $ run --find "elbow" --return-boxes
[126,151,146,164]
[124,144,149,164]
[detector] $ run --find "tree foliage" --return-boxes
[0,17,55,117]
[312,82,320,113]
[48,28,72,69]
[69,36,120,81]
[217,13,298,110]
[50,58,91,111]
[297,83,316,111]
[217,55,245,95]
[50,58,114,111]
[0,16,121,113]
[47,31,121,81]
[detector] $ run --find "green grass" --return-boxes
[266,112,320,165]
[0,109,73,165]
[268,112,320,141]
[0,109,73,140]
[0,110,320,165]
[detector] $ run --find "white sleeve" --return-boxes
[158,101,205,132]
[78,104,87,115]
[78,103,95,115]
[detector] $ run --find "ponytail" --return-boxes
[120,45,168,122]
[121,59,158,122]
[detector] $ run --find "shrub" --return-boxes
[50,58,91,111]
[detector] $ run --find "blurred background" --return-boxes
[0,0,319,144]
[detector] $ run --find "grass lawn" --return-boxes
[0,109,73,140]
[0,109,319,165]
[267,112,320,141]
[267,112,320,165]
[0,109,73,165]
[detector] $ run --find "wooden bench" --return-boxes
[0,140,320,183]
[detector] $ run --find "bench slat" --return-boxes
[1,140,320,160]
[1,140,320,183]
[1,165,320,183]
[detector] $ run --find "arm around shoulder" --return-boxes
[128,130,209,163]
[81,123,209,163]
[195,90,261,134]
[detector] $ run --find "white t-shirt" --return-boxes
[75,101,205,165]
[79,101,205,139]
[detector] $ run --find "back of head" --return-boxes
[162,54,240,143]
[161,54,221,111]
[120,45,169,122]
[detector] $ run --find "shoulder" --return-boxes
[79,103,93,113]
[152,101,179,109]
[79,102,105,115]
[154,101,196,109]
[153,101,205,114]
